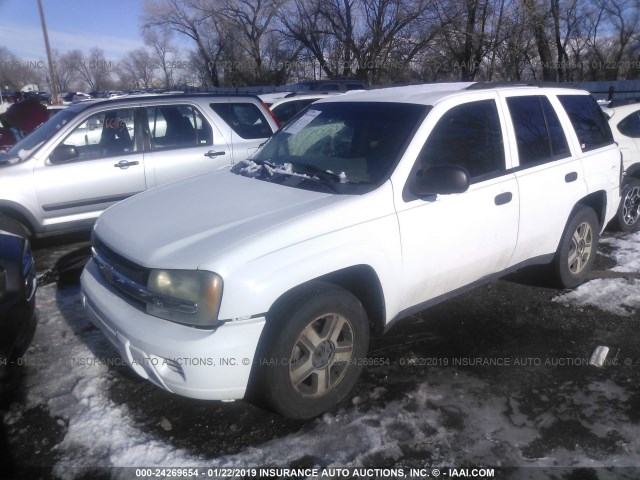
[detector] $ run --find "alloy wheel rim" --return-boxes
[289,313,354,397]
[568,221,593,274]
[622,186,640,226]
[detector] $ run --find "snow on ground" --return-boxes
[3,231,640,477]
[553,232,640,315]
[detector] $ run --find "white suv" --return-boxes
[0,94,279,238]
[602,100,640,231]
[81,83,620,419]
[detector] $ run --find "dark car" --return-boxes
[0,230,37,394]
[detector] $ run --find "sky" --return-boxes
[0,0,147,61]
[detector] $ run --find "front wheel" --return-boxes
[248,282,369,419]
[0,214,30,238]
[615,177,640,232]
[552,206,600,289]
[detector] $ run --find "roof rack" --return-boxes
[466,81,580,90]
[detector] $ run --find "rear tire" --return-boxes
[248,282,369,419]
[615,177,640,232]
[552,206,599,289]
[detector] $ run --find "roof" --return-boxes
[66,92,265,112]
[313,82,590,107]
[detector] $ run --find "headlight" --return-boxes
[146,269,223,327]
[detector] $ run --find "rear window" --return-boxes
[506,96,570,165]
[209,102,272,139]
[558,95,614,151]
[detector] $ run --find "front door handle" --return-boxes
[205,150,226,158]
[494,192,513,206]
[565,172,578,183]
[114,160,139,169]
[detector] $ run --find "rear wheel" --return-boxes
[552,206,599,289]
[248,282,369,419]
[615,177,640,232]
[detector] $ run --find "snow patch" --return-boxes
[553,232,640,316]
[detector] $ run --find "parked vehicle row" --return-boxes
[80,83,621,419]
[1,82,637,420]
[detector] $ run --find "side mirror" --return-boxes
[50,144,79,164]
[410,164,470,196]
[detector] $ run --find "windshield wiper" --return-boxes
[252,158,277,169]
[285,161,343,193]
[286,161,341,181]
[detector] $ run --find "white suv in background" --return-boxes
[82,83,620,419]
[603,100,640,231]
[0,94,279,238]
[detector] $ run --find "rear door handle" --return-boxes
[114,160,139,169]
[565,172,578,183]
[205,150,226,158]
[494,192,513,206]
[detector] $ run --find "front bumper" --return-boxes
[81,259,266,400]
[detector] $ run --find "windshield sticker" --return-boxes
[284,109,322,134]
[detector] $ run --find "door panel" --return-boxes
[396,175,519,308]
[34,107,145,225]
[142,104,230,188]
[394,97,519,308]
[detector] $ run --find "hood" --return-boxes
[94,169,350,269]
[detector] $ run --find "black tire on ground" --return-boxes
[552,205,600,289]
[248,282,369,420]
[614,177,640,233]
[0,214,30,238]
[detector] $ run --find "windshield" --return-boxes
[4,108,80,160]
[232,102,428,194]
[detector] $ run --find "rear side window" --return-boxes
[145,105,212,150]
[210,102,272,139]
[507,96,570,165]
[558,95,614,151]
[418,99,505,181]
[618,111,640,138]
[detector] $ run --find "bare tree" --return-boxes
[143,27,176,88]
[580,0,640,80]
[118,48,156,89]
[143,0,227,86]
[277,0,337,79]
[0,47,43,92]
[215,0,287,84]
[278,0,439,83]
[69,48,113,91]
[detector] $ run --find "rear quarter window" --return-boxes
[558,95,614,152]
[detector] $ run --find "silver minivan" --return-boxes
[0,94,279,238]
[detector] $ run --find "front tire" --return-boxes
[615,177,640,232]
[552,206,600,289]
[249,282,369,419]
[0,214,30,238]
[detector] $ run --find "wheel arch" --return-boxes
[266,265,387,336]
[624,163,640,180]
[575,190,607,230]
[0,201,36,237]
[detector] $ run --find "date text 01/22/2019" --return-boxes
[132,467,497,478]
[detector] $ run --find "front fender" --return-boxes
[216,213,403,325]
